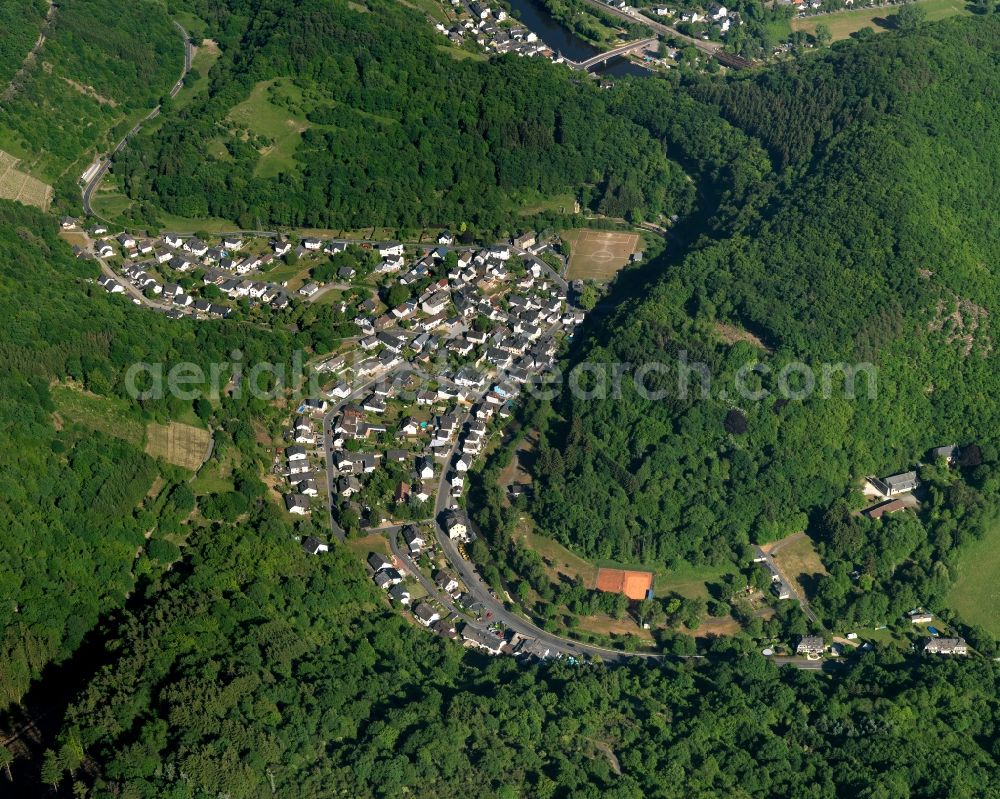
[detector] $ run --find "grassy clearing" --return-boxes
[790,0,970,40]
[227,79,311,177]
[346,533,392,560]
[764,17,793,41]
[768,532,827,601]
[514,519,599,585]
[514,517,728,599]
[312,288,345,305]
[189,464,234,495]
[510,190,577,216]
[51,384,146,445]
[146,421,212,471]
[498,433,537,493]
[947,518,1000,636]
[401,0,451,23]
[437,44,488,61]
[577,614,655,641]
[91,185,133,219]
[171,10,210,40]
[649,563,730,600]
[261,259,314,285]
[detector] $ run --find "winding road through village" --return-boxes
[317,248,829,670]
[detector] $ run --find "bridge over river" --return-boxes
[563,37,658,71]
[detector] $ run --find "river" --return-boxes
[505,0,652,78]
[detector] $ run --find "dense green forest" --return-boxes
[0,0,181,185]
[113,0,691,230]
[0,0,47,86]
[39,506,1000,798]
[0,199,353,711]
[529,19,1000,584]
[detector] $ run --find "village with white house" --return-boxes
[66,206,983,664]
[251,226,588,657]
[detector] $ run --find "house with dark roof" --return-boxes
[403,526,426,554]
[388,583,412,605]
[284,494,309,515]
[413,603,441,626]
[462,625,504,654]
[873,471,919,497]
[795,635,825,656]
[863,498,909,519]
[435,571,459,594]
[367,552,393,573]
[301,536,329,555]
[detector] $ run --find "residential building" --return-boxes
[302,536,329,555]
[413,603,441,626]
[284,494,309,515]
[923,637,968,656]
[367,552,393,573]
[388,583,412,605]
[462,625,504,654]
[795,635,825,656]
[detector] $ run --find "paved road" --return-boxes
[82,21,193,218]
[97,257,170,310]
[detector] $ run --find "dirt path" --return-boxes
[2,0,57,102]
[61,76,118,106]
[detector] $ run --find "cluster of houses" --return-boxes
[438,1,557,62]
[319,235,577,531]
[282,409,325,516]
[668,2,745,35]
[862,445,973,519]
[89,227,300,313]
[794,628,969,660]
[365,548,553,657]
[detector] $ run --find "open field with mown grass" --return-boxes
[768,532,827,601]
[791,0,970,40]
[947,518,1000,636]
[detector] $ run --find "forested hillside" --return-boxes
[530,18,1000,582]
[4,4,1000,797]
[0,0,181,187]
[114,0,692,230]
[0,0,47,87]
[42,504,1000,798]
[0,199,348,709]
